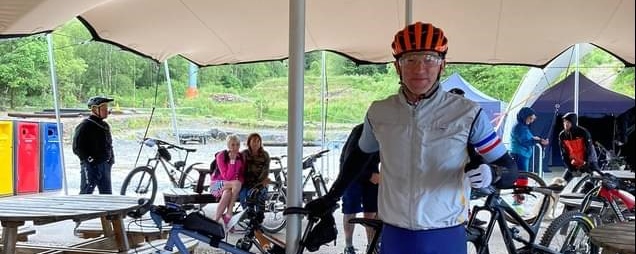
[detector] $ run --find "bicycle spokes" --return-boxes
[132,171,152,193]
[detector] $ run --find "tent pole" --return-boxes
[286,0,305,252]
[46,33,68,195]
[163,60,181,146]
[320,51,327,176]
[405,0,412,25]
[574,43,580,117]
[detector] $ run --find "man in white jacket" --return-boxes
[307,22,518,254]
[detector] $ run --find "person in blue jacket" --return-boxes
[510,107,549,204]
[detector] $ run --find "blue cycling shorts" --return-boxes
[341,180,378,214]
[380,224,467,254]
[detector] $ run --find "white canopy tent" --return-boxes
[2,1,634,252]
[1,0,634,67]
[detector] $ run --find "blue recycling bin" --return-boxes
[40,122,63,191]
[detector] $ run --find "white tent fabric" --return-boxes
[1,1,633,250]
[1,0,634,67]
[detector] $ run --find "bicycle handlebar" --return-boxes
[143,138,196,152]
[272,150,330,161]
[513,185,563,196]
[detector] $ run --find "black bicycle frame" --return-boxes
[469,188,557,254]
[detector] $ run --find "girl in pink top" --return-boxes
[213,135,245,225]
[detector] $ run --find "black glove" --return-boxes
[304,195,338,218]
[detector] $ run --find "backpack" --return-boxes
[304,213,338,252]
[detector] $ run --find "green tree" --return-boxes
[444,64,528,101]
[0,37,48,108]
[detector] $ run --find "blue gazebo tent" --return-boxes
[529,73,634,167]
[441,72,506,124]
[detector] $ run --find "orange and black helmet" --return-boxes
[391,22,448,59]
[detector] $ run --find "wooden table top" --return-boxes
[606,170,635,180]
[0,194,140,224]
[589,221,635,254]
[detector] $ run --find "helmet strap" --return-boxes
[91,104,107,119]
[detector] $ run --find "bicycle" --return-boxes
[553,141,633,218]
[269,149,330,203]
[595,140,630,172]
[346,183,567,254]
[234,149,330,234]
[492,171,547,225]
[567,141,631,195]
[120,138,205,205]
[541,169,635,254]
[148,201,334,254]
[465,183,576,254]
[347,218,382,254]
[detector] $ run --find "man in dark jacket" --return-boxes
[73,96,115,194]
[340,124,380,254]
[558,112,599,183]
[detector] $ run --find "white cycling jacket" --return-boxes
[358,86,507,230]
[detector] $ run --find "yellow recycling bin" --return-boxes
[0,120,14,196]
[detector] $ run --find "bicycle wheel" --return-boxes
[466,225,486,254]
[261,188,287,233]
[120,166,158,205]
[500,171,547,225]
[177,162,208,190]
[539,211,599,254]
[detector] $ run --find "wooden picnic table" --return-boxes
[0,194,140,254]
[589,221,635,254]
[606,170,635,180]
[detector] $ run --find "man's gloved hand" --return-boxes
[304,195,338,218]
[467,164,493,189]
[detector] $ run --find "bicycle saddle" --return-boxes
[183,212,225,240]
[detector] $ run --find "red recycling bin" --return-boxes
[14,121,40,194]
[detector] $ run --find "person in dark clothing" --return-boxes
[340,124,380,254]
[239,133,271,209]
[558,112,599,183]
[73,96,115,194]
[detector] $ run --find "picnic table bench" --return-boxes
[0,194,141,254]
[0,225,36,242]
[75,216,169,247]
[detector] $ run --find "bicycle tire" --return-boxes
[466,241,483,254]
[120,166,158,205]
[539,210,599,254]
[177,162,207,190]
[500,171,547,225]
[261,188,287,233]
